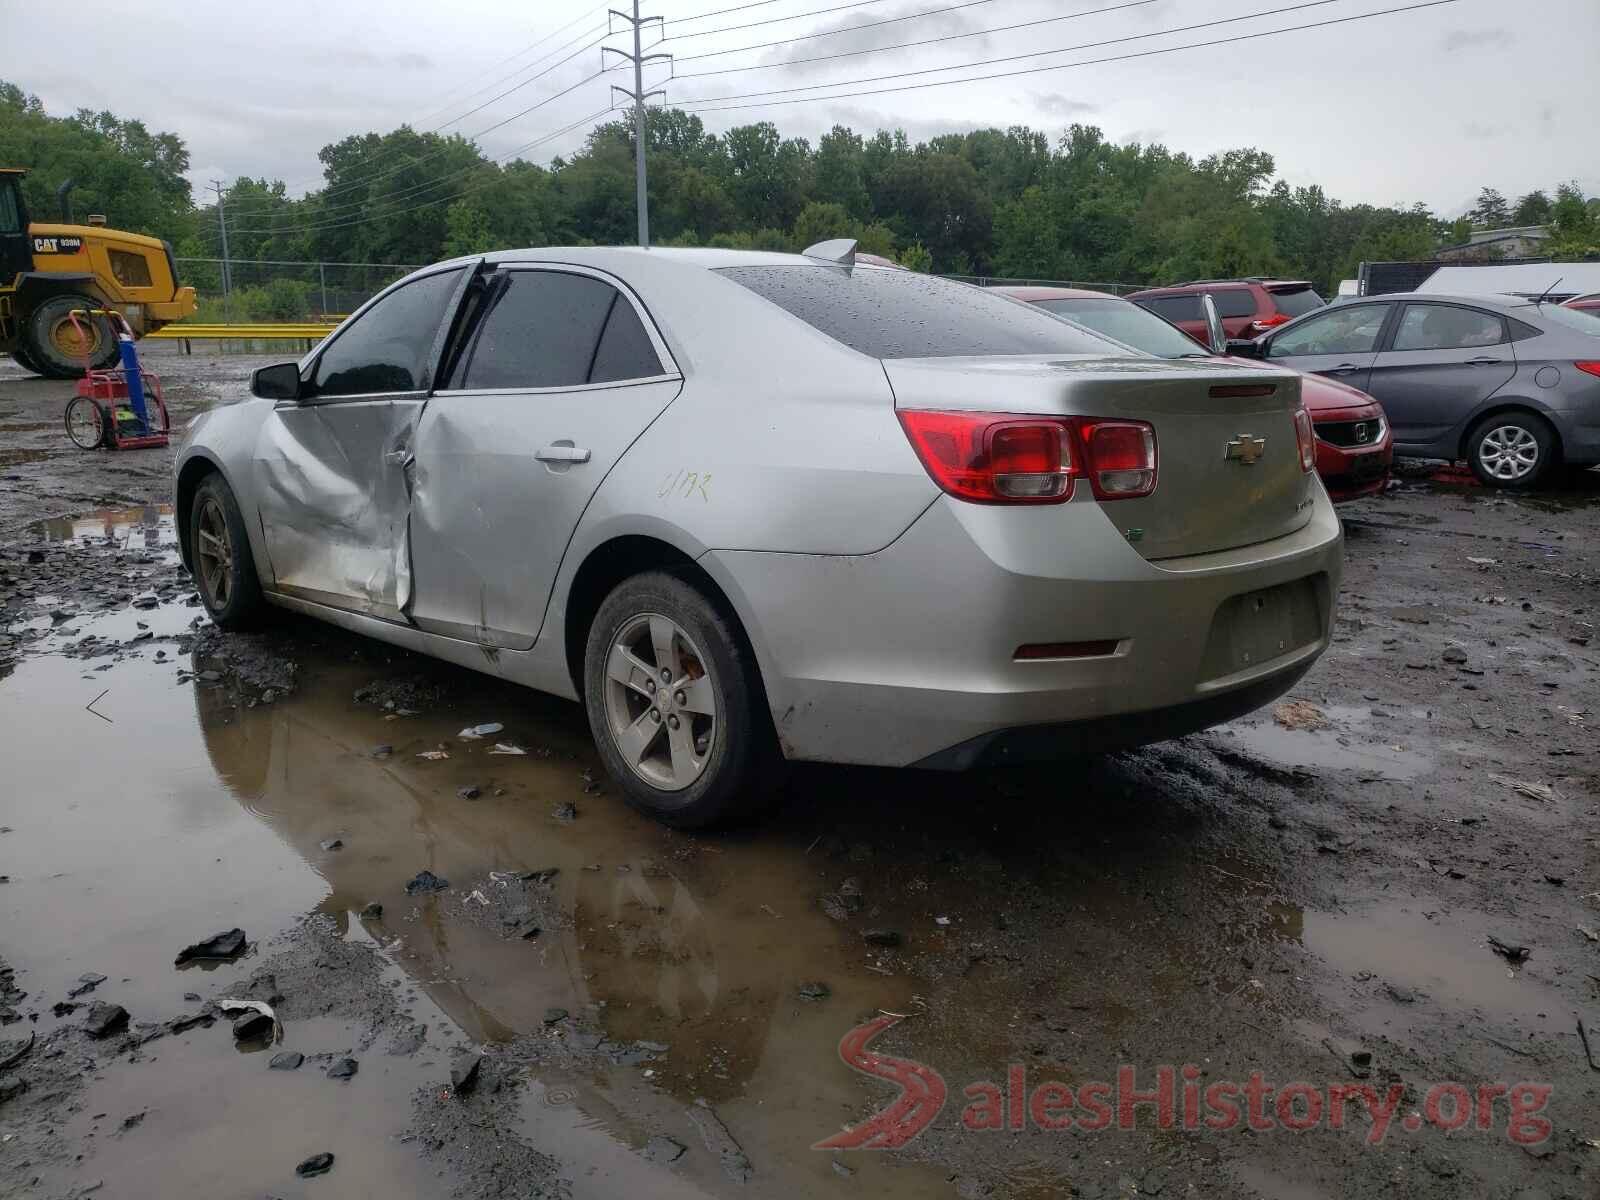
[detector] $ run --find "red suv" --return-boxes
[1126,279,1325,341]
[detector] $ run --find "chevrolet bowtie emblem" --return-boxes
[1225,434,1267,465]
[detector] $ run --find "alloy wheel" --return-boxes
[602,613,718,791]
[1476,425,1539,481]
[195,497,233,609]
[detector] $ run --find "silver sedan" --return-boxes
[174,245,1343,827]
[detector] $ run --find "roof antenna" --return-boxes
[802,238,857,269]
[1534,275,1563,305]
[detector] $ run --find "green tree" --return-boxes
[897,242,933,271]
[443,199,495,255]
[1511,190,1552,225]
[1469,187,1510,229]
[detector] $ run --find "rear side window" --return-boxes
[313,268,463,396]
[1135,294,1205,323]
[1207,290,1256,319]
[453,271,663,390]
[1270,287,1325,318]
[718,265,1122,359]
[1392,304,1505,351]
[0,183,21,234]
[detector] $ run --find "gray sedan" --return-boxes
[1237,292,1600,487]
[174,245,1342,827]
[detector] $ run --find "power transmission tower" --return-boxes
[604,3,669,248]
[209,179,233,322]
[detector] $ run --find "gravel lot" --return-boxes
[1,347,1597,1200]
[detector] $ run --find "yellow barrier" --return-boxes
[145,323,339,339]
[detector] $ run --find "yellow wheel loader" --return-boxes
[0,168,197,378]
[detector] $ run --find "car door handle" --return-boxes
[1329,363,1361,373]
[383,449,409,466]
[534,444,591,464]
[1466,357,1503,366]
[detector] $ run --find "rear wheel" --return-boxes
[583,569,776,829]
[22,294,119,380]
[190,473,265,629]
[10,344,40,375]
[1466,411,1556,490]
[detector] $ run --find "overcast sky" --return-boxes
[3,0,1596,219]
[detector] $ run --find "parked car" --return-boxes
[1230,291,1600,488]
[999,286,1392,502]
[1565,292,1600,318]
[175,246,1341,827]
[1126,278,1326,341]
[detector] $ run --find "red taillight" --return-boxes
[1249,314,1291,333]
[1576,361,1600,379]
[1293,407,1316,472]
[897,411,1156,504]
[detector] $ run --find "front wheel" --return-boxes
[582,569,776,829]
[23,294,119,380]
[1467,412,1557,489]
[189,473,266,629]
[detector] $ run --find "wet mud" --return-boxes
[2,354,1598,1198]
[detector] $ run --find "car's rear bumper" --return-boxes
[704,488,1343,768]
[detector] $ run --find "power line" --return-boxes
[662,0,926,40]
[678,0,1163,75]
[219,106,617,238]
[673,0,1461,110]
[217,73,617,236]
[662,0,789,24]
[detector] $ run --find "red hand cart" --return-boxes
[63,308,170,451]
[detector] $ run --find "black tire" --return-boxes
[22,294,119,380]
[582,569,777,829]
[10,343,40,375]
[64,396,108,450]
[189,473,266,629]
[1465,411,1557,490]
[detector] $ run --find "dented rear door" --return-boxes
[406,266,682,649]
[250,266,469,618]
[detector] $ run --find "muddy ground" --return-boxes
[1,346,1597,1200]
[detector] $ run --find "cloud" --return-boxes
[753,5,991,70]
[314,49,435,71]
[1439,28,1512,52]
[1031,92,1099,119]
[1462,121,1502,140]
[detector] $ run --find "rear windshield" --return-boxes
[1034,297,1203,358]
[1539,303,1600,334]
[1270,286,1325,317]
[717,265,1124,359]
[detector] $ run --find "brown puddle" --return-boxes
[1216,705,1434,780]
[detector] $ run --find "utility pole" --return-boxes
[209,179,233,322]
[604,3,669,248]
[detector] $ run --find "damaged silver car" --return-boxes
[175,244,1342,827]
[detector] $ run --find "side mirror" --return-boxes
[1226,338,1264,359]
[251,361,303,400]
[1201,293,1228,356]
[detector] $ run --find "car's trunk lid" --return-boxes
[882,354,1315,560]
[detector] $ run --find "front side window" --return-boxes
[718,265,1123,359]
[1036,297,1203,358]
[1269,304,1390,358]
[1136,294,1205,323]
[1392,304,1505,351]
[312,268,463,397]
[450,270,664,390]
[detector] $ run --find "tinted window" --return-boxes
[454,271,664,389]
[1136,294,1205,323]
[313,269,462,396]
[1208,290,1256,319]
[0,183,19,234]
[590,295,664,383]
[1269,287,1325,317]
[1035,297,1203,358]
[1268,304,1390,358]
[1393,304,1504,351]
[718,266,1122,359]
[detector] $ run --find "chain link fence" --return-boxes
[175,258,422,322]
